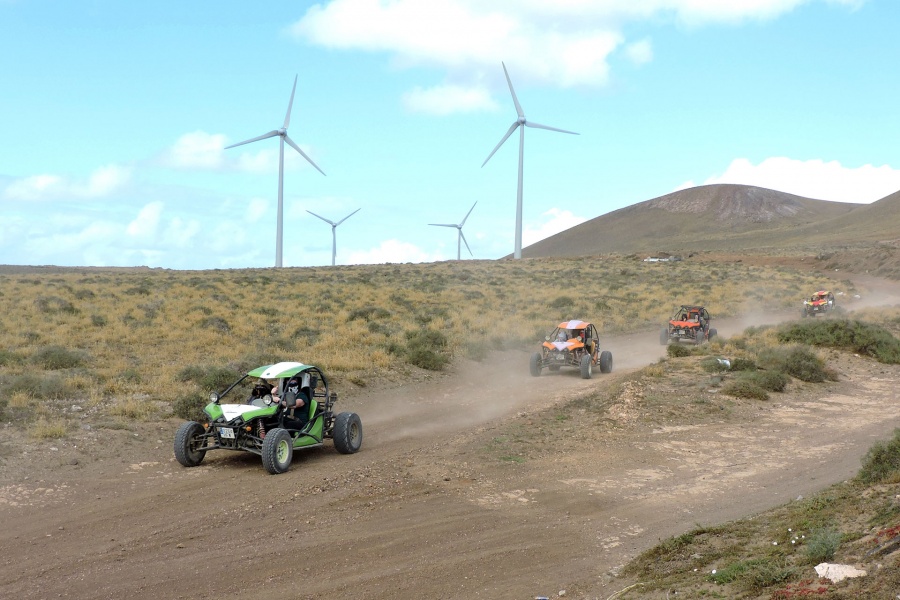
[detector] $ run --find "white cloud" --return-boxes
[289,0,860,103]
[402,84,497,115]
[346,239,442,264]
[3,164,130,201]
[625,38,653,65]
[127,202,163,238]
[162,131,227,170]
[523,208,588,246]
[247,198,269,223]
[698,157,900,203]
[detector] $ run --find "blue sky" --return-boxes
[2,0,897,269]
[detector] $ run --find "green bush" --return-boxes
[548,295,576,309]
[742,370,789,392]
[729,357,757,371]
[403,329,451,370]
[721,378,769,400]
[407,348,450,370]
[667,344,693,358]
[777,319,900,364]
[805,527,841,564]
[176,365,238,391]
[0,349,24,366]
[759,345,828,383]
[172,394,208,422]
[858,429,900,484]
[2,372,69,399]
[30,345,89,370]
[701,357,730,373]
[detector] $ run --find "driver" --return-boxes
[281,374,310,430]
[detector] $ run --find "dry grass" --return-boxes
[0,258,846,427]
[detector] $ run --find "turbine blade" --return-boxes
[460,201,477,226]
[306,210,335,226]
[284,134,326,176]
[460,230,473,256]
[284,74,298,129]
[335,207,361,226]
[224,130,280,149]
[481,122,520,167]
[525,121,579,135]
[501,62,524,119]
[428,223,456,228]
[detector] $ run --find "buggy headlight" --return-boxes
[209,392,220,404]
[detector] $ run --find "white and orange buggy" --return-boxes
[660,305,717,345]
[802,290,835,317]
[530,319,613,379]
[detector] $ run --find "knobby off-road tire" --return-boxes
[261,428,293,474]
[695,328,705,345]
[580,353,593,379]
[708,328,717,341]
[333,412,363,454]
[599,350,613,374]
[529,352,543,377]
[174,421,206,467]
[660,327,669,345]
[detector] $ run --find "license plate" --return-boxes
[218,427,235,439]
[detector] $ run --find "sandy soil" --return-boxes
[2,281,900,599]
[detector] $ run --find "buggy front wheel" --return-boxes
[529,352,543,377]
[599,350,613,374]
[660,327,669,345]
[333,412,363,454]
[174,421,207,467]
[580,353,593,379]
[261,428,293,474]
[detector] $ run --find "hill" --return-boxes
[521,183,900,258]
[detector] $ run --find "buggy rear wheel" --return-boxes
[333,412,363,454]
[529,352,543,377]
[660,327,669,345]
[599,350,613,374]
[174,421,207,467]
[580,353,593,379]
[261,428,293,474]
[708,328,717,341]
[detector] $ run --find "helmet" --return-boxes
[287,378,300,394]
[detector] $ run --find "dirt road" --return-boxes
[2,305,900,599]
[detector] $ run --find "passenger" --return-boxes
[281,375,310,430]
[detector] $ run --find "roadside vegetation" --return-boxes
[0,258,843,429]
[613,429,900,599]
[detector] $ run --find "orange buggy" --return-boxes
[530,319,613,379]
[660,305,716,345]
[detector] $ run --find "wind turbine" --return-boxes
[482,62,578,259]
[429,201,477,260]
[225,75,325,268]
[306,208,361,266]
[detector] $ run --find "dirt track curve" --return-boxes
[2,282,900,599]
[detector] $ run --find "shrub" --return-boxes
[33,296,77,314]
[858,429,900,484]
[549,295,576,309]
[667,344,693,358]
[30,345,89,370]
[407,347,450,370]
[721,378,769,400]
[759,345,828,383]
[172,394,208,422]
[743,370,789,392]
[777,319,900,364]
[176,365,237,391]
[0,349,24,366]
[29,417,68,439]
[701,357,730,373]
[805,527,841,564]
[729,357,757,371]
[349,306,391,321]
[404,329,450,370]
[199,316,231,333]
[3,372,69,399]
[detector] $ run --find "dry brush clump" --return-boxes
[0,259,845,427]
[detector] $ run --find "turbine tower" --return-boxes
[225,75,325,268]
[429,201,477,260]
[306,208,361,266]
[482,62,578,259]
